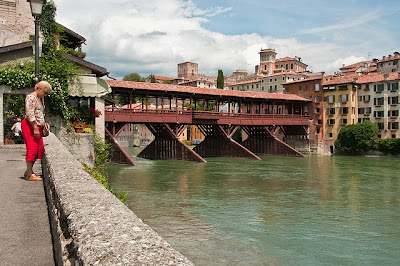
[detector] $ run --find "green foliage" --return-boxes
[378,138,400,155]
[83,135,127,203]
[123,73,145,82]
[335,120,379,154]
[163,80,171,84]
[150,74,156,83]
[39,2,57,53]
[217,69,224,89]
[94,134,111,174]
[0,1,80,120]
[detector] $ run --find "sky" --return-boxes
[53,0,400,80]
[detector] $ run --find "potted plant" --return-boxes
[72,119,87,133]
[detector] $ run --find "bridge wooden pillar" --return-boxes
[193,125,260,160]
[137,123,206,162]
[242,125,305,157]
[105,122,136,165]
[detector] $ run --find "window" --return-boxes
[392,134,396,138]
[291,63,293,69]
[299,86,302,92]
[326,95,335,104]
[377,123,384,130]
[374,111,384,118]
[270,79,272,82]
[327,108,335,115]
[389,122,399,129]
[340,94,348,103]
[374,84,384,93]
[315,84,320,91]
[256,84,259,88]
[388,110,399,117]
[305,85,309,91]
[365,107,371,114]
[316,108,320,113]
[341,119,348,125]
[328,119,335,125]
[374,97,384,106]
[283,77,285,81]
[389,83,398,91]
[315,96,321,103]
[388,96,399,104]
[269,86,272,92]
[363,95,370,102]
[341,107,348,114]
[358,108,364,114]
[339,84,348,90]
[358,96,363,101]
[329,133,333,137]
[316,128,320,134]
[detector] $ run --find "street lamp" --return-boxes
[27,0,46,84]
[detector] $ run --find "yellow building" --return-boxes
[322,76,359,152]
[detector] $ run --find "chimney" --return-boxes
[394,52,400,58]
[389,54,392,60]
[383,55,386,61]
[353,78,358,83]
[384,74,389,80]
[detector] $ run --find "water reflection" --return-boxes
[108,153,400,265]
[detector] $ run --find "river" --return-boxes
[107,148,400,265]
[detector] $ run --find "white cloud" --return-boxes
[53,0,369,79]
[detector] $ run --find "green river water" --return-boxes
[107,149,400,265]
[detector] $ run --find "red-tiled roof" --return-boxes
[106,80,311,102]
[322,75,358,85]
[357,72,399,83]
[152,75,175,81]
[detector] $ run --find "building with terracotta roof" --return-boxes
[376,53,400,73]
[283,75,325,152]
[357,72,400,139]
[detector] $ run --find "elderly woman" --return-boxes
[22,81,52,181]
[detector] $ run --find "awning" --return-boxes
[69,76,111,97]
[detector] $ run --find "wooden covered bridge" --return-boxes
[105,80,312,165]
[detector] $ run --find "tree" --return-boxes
[335,120,379,154]
[123,73,145,82]
[163,80,171,84]
[150,74,156,83]
[217,69,224,89]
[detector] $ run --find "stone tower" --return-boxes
[178,62,199,81]
[258,48,277,75]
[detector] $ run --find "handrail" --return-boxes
[105,107,311,120]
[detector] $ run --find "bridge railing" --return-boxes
[105,108,311,125]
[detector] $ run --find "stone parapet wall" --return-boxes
[42,133,193,265]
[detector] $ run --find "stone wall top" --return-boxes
[43,133,193,265]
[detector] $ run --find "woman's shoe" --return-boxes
[24,171,41,179]
[26,174,42,181]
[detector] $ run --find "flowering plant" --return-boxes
[4,139,14,145]
[89,107,102,117]
[71,119,88,128]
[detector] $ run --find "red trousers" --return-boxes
[21,118,44,161]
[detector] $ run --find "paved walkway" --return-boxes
[0,146,54,266]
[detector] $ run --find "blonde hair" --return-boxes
[35,81,52,94]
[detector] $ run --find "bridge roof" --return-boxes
[106,80,310,102]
